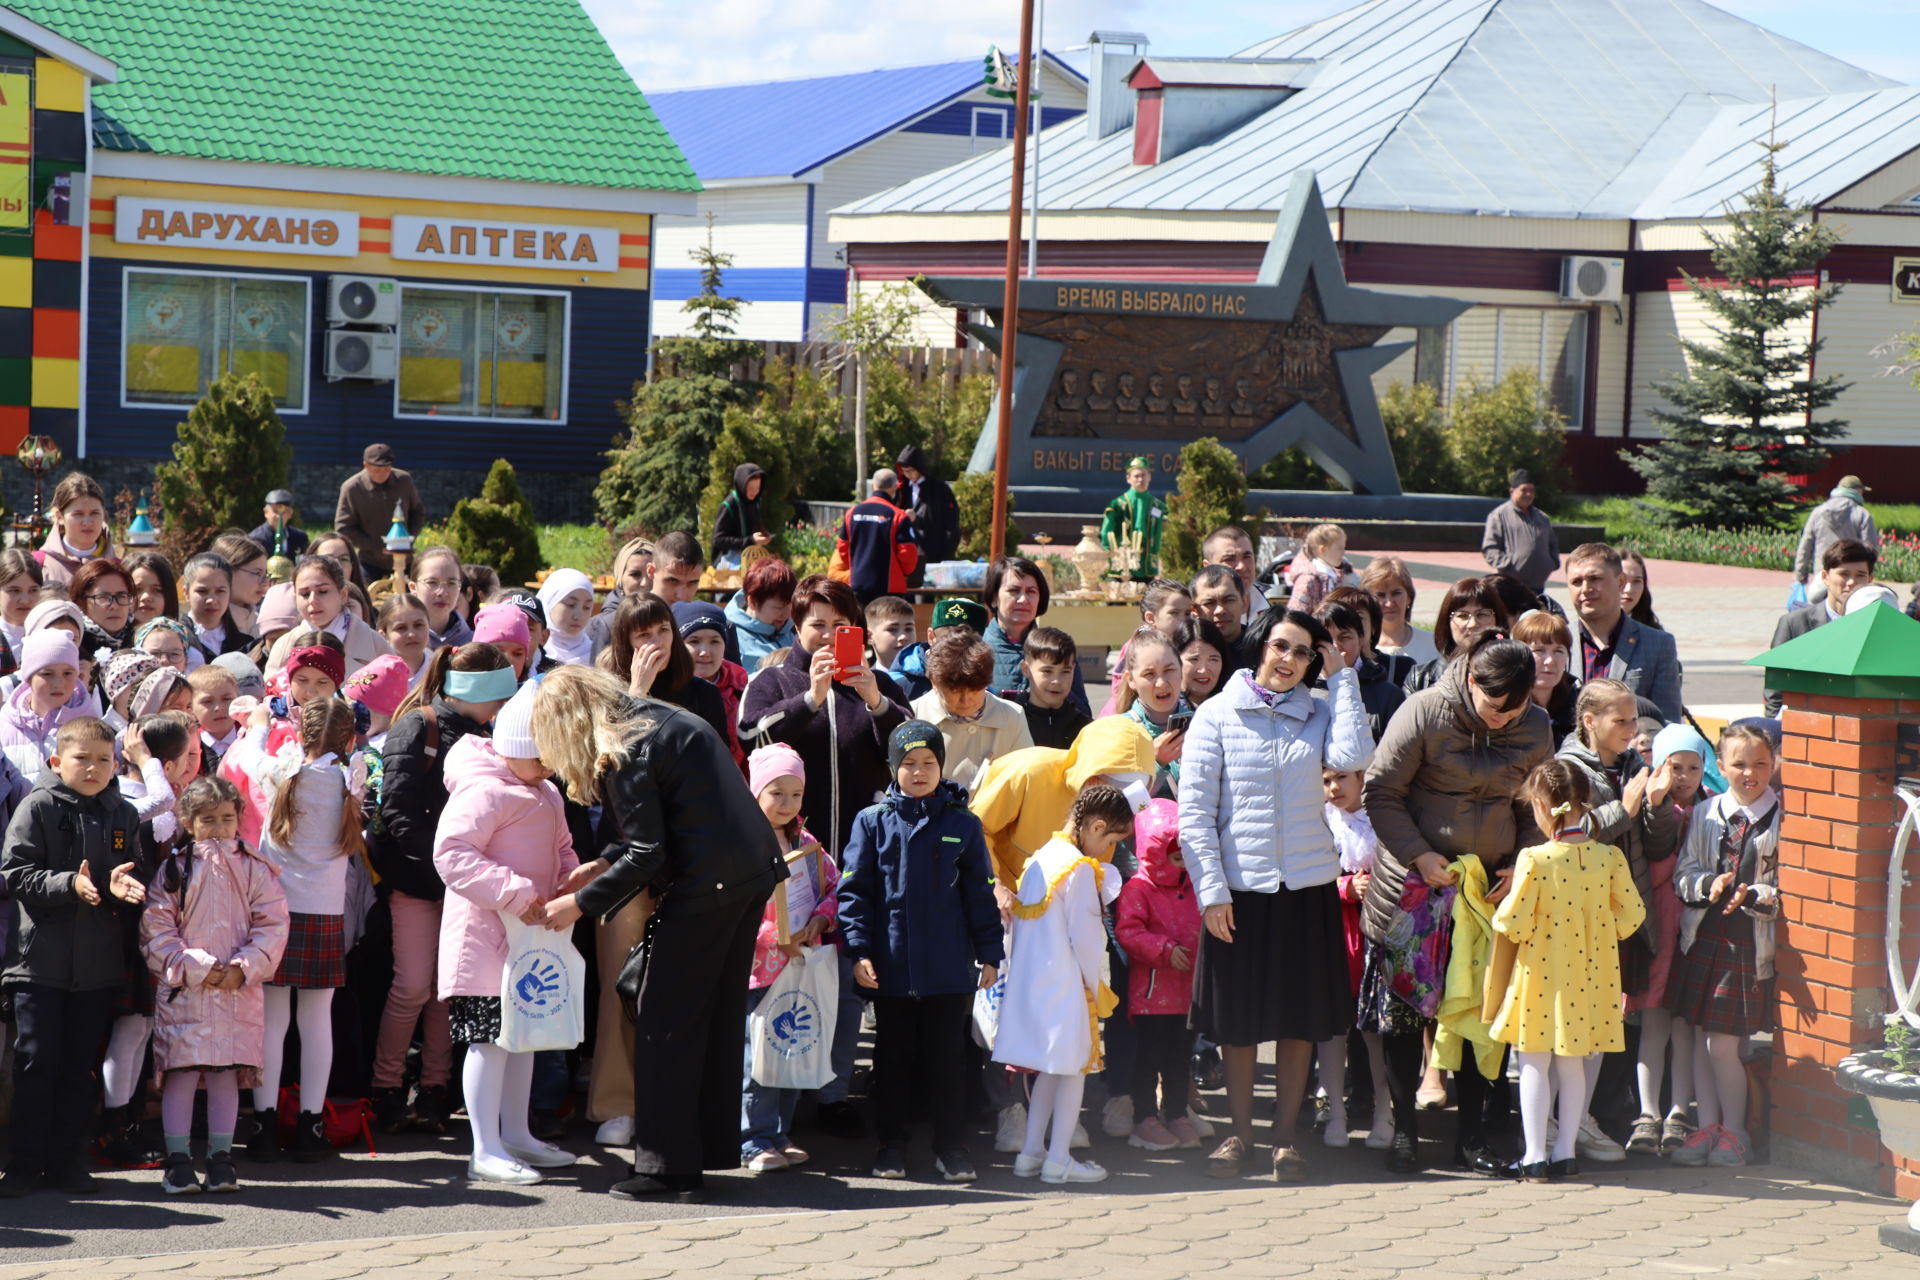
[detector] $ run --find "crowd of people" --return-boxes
[0,457,1905,1206]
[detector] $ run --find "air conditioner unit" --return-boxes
[1561,255,1624,304]
[327,275,400,326]
[326,328,397,380]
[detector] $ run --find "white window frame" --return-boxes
[120,266,313,415]
[971,107,1008,139]
[392,281,573,425]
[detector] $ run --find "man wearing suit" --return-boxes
[1567,542,1684,722]
[1763,539,1876,715]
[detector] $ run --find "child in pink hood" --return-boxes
[741,743,838,1172]
[1114,797,1206,1152]
[432,682,581,1186]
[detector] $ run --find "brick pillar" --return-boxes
[1770,691,1920,1201]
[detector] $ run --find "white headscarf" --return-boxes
[536,568,596,666]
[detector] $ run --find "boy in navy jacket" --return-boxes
[839,720,1002,1184]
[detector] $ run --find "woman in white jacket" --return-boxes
[1178,608,1373,1182]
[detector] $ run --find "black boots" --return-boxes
[293,1110,330,1163]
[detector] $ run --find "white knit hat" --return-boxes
[492,681,539,760]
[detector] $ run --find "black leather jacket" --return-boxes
[576,695,783,922]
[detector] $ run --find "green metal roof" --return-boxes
[8,0,699,192]
[1748,601,1920,699]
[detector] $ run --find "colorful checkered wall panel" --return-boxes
[0,35,87,455]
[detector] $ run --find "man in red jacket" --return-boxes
[839,470,919,604]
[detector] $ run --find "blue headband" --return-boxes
[443,665,520,703]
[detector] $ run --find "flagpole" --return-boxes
[990,0,1036,566]
[1027,0,1043,278]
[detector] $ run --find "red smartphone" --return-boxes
[833,625,865,681]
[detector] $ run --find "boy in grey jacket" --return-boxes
[1,717,145,1197]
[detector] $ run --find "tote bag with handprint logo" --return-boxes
[496,914,589,1053]
[749,945,838,1090]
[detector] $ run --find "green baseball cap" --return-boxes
[932,597,989,633]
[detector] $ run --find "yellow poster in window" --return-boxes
[0,72,30,230]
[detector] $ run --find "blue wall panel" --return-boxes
[85,260,646,474]
[902,102,1082,136]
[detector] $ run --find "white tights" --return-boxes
[1693,1028,1748,1138]
[253,986,335,1115]
[1021,1072,1086,1167]
[1635,1010,1696,1120]
[1317,1032,1391,1120]
[1517,1051,1592,1164]
[463,1043,538,1162]
[103,1014,154,1109]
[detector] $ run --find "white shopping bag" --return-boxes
[496,914,588,1054]
[750,946,838,1090]
[972,963,1006,1050]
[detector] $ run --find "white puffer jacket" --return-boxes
[1178,667,1374,908]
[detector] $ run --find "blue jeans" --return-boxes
[814,949,863,1106]
[741,983,800,1159]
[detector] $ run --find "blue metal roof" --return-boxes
[835,0,1903,221]
[649,53,1083,181]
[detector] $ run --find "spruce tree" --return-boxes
[153,371,292,559]
[444,458,543,585]
[596,228,762,534]
[1624,138,1848,529]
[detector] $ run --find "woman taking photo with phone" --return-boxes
[739,574,909,853]
[1178,608,1374,1183]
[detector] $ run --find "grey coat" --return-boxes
[2,775,141,991]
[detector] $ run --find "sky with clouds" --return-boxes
[579,0,1918,93]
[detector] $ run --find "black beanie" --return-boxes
[889,719,946,775]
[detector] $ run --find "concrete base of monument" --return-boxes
[1883,1222,1920,1256]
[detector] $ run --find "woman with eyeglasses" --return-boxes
[407,546,474,650]
[1177,608,1373,1183]
[1401,578,1511,696]
[1358,632,1552,1177]
[70,558,138,656]
[212,533,272,637]
[136,617,194,673]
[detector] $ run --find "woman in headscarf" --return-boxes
[536,569,597,667]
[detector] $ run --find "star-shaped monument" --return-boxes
[918,169,1470,500]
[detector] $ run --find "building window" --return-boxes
[971,106,1009,154]
[123,269,310,413]
[396,285,568,422]
[1424,305,1589,428]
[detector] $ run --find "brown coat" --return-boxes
[1359,663,1553,945]
[333,467,425,573]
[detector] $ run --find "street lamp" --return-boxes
[15,435,62,544]
[125,491,159,548]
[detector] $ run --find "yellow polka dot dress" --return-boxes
[1489,838,1646,1056]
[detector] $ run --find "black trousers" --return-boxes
[8,985,114,1176]
[1382,1031,1510,1149]
[629,895,764,1176]
[1130,1013,1194,1121]
[871,993,971,1153]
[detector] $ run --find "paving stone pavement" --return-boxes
[0,1164,1911,1280]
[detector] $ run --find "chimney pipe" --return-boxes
[1085,29,1149,142]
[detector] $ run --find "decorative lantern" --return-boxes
[383,500,414,595]
[125,491,159,547]
[14,435,63,542]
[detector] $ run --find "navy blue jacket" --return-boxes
[838,781,1004,999]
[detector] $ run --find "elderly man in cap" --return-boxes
[1481,467,1561,598]
[248,488,310,558]
[335,443,426,580]
[1794,475,1880,604]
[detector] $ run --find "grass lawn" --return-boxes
[1546,494,1920,584]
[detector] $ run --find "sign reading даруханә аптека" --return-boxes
[390,216,619,273]
[115,197,361,256]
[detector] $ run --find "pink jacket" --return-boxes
[0,679,92,782]
[1114,799,1200,1017]
[750,826,839,989]
[141,840,290,1076]
[711,659,748,770]
[432,735,578,999]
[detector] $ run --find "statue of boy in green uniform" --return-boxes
[1100,456,1163,581]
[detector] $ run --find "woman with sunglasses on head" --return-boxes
[1178,608,1373,1183]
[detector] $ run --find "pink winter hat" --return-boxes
[255,582,300,635]
[344,654,411,717]
[18,629,81,684]
[472,602,530,650]
[747,743,805,798]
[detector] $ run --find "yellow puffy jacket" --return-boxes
[969,716,1155,890]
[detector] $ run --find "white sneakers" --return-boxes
[1040,1157,1108,1185]
[595,1115,634,1147]
[468,1153,541,1184]
[1576,1116,1627,1162]
[1322,1100,1350,1148]
[1101,1096,1134,1139]
[1365,1103,1395,1151]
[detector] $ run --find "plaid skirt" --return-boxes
[1667,908,1769,1037]
[271,912,347,989]
[448,996,502,1046]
